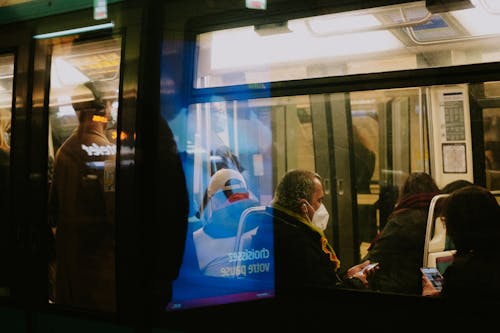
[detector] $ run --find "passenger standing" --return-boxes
[362,172,440,294]
[422,185,500,300]
[48,82,116,311]
[270,169,376,292]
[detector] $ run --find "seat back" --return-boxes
[169,208,275,310]
[423,194,456,271]
[234,206,275,280]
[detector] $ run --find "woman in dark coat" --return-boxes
[363,172,440,294]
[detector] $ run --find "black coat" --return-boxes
[270,205,344,292]
[362,206,429,294]
[442,251,500,300]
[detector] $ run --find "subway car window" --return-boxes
[47,36,121,312]
[168,80,500,304]
[171,82,499,302]
[169,0,500,305]
[195,0,500,88]
[0,53,13,297]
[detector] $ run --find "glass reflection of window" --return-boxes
[0,53,13,298]
[47,37,121,312]
[195,2,500,88]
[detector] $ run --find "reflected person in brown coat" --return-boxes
[49,82,116,311]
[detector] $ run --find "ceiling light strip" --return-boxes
[33,22,114,39]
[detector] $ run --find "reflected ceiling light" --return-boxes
[211,23,403,70]
[479,0,500,12]
[56,105,76,118]
[33,22,114,39]
[51,58,89,88]
[451,0,500,35]
[302,14,381,35]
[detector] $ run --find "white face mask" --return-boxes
[306,202,329,231]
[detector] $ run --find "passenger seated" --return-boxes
[270,169,376,292]
[193,168,259,277]
[422,185,500,301]
[362,172,440,294]
[438,179,473,251]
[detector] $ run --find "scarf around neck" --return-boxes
[390,192,439,218]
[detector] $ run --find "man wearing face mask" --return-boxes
[270,169,376,292]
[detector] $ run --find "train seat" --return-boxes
[235,205,275,279]
[423,194,456,273]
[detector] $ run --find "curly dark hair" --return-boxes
[273,169,321,213]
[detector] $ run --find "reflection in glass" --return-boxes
[195,2,500,88]
[168,97,276,310]
[47,37,121,312]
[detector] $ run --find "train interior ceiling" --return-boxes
[1,0,500,327]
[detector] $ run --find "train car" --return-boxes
[1,0,500,332]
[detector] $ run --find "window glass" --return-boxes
[47,36,121,312]
[170,82,500,302]
[177,1,500,305]
[195,1,500,88]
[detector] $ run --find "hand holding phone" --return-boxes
[359,262,379,274]
[421,267,443,292]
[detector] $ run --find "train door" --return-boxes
[24,4,145,313]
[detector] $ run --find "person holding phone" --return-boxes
[362,172,440,295]
[421,185,500,299]
[270,169,379,291]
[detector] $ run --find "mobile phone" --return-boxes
[360,262,379,274]
[421,267,443,291]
